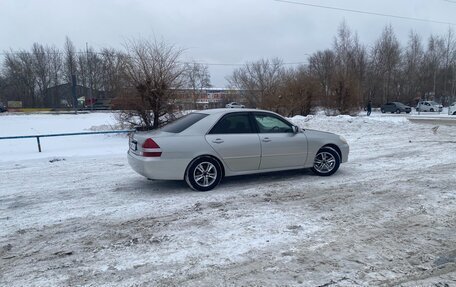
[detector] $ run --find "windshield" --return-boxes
[161,113,208,133]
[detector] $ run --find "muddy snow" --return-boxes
[0,112,455,286]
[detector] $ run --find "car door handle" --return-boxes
[212,138,224,144]
[262,137,271,142]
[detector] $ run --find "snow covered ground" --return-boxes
[0,111,455,286]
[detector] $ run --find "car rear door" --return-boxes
[205,112,261,172]
[253,112,308,170]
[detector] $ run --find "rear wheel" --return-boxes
[185,157,222,191]
[311,147,340,176]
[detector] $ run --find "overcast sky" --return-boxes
[1,0,455,86]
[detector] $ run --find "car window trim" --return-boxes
[252,111,294,134]
[207,111,256,135]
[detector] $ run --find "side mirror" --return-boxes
[292,125,299,134]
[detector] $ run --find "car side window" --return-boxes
[209,113,254,134]
[254,113,293,133]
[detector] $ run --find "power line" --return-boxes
[274,0,456,26]
[188,61,308,66]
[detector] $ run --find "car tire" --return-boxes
[311,147,340,176]
[453,111,456,115]
[396,109,401,114]
[430,108,434,112]
[185,157,222,191]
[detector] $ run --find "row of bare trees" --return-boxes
[2,22,456,126]
[228,22,456,115]
[0,37,211,128]
[0,37,130,108]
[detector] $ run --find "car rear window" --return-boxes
[161,113,208,133]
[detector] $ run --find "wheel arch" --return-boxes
[184,154,226,180]
[321,144,342,162]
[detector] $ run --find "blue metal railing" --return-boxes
[0,130,135,152]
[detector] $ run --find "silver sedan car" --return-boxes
[128,109,349,191]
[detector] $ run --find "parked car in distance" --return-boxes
[0,103,7,113]
[380,102,411,114]
[416,101,443,112]
[225,102,245,108]
[449,102,456,115]
[128,109,349,191]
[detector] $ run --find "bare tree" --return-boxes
[402,31,424,103]
[228,58,284,109]
[31,43,53,106]
[370,24,401,104]
[183,62,211,108]
[87,46,104,100]
[121,38,186,129]
[441,28,456,104]
[63,36,77,84]
[100,48,128,99]
[279,65,317,116]
[332,21,365,113]
[3,51,36,107]
[48,46,63,88]
[309,50,335,107]
[423,35,445,100]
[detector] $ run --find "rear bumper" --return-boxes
[127,151,189,180]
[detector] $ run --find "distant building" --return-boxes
[44,84,247,110]
[174,88,247,110]
[44,83,109,109]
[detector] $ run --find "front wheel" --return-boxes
[185,157,222,191]
[430,108,434,112]
[311,147,340,176]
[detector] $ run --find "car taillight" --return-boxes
[142,138,162,157]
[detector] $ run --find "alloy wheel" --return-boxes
[313,151,336,174]
[193,162,218,187]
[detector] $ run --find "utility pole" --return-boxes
[86,42,94,111]
[72,74,78,114]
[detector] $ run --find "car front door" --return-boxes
[253,112,308,170]
[205,112,261,172]
[384,103,392,112]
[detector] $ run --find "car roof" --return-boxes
[181,108,289,135]
[194,108,268,115]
